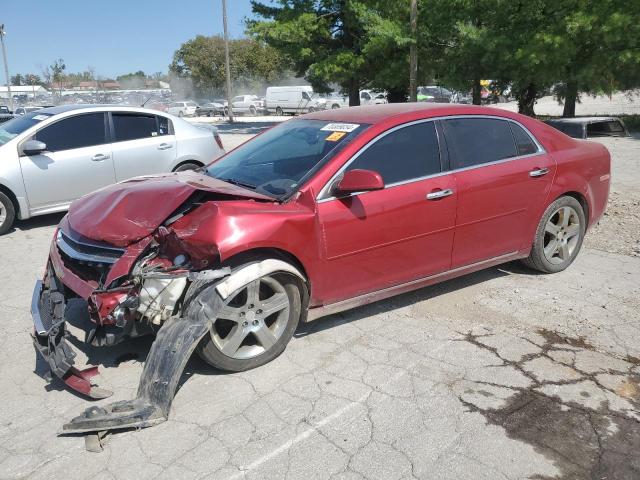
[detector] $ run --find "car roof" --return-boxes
[36,104,170,115]
[303,102,517,125]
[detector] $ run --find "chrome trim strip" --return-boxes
[31,280,47,335]
[317,114,546,203]
[306,251,520,321]
[57,235,121,264]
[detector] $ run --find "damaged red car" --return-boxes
[31,103,610,438]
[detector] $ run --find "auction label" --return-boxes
[321,123,360,132]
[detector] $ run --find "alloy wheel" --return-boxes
[543,206,581,265]
[208,276,290,360]
[0,204,5,226]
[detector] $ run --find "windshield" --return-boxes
[0,111,53,145]
[207,119,368,199]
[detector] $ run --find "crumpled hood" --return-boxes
[66,172,273,247]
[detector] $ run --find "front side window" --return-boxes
[112,113,161,142]
[0,111,53,145]
[346,121,441,185]
[207,119,367,199]
[443,118,517,169]
[34,113,106,152]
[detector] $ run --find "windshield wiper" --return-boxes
[218,177,257,190]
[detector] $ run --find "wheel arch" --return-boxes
[220,247,311,311]
[172,159,205,172]
[554,191,590,228]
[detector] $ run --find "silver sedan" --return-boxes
[0,105,225,234]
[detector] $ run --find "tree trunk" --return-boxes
[517,83,537,117]
[562,81,578,117]
[348,78,360,106]
[472,78,481,105]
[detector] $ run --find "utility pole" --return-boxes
[0,25,13,112]
[222,0,234,122]
[409,0,418,102]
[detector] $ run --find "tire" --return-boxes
[275,106,283,116]
[522,196,586,273]
[0,191,15,235]
[178,110,184,117]
[184,264,303,372]
[223,107,229,116]
[249,106,257,116]
[332,104,340,109]
[173,161,202,172]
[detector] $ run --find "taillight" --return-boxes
[214,132,224,150]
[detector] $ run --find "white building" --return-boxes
[0,85,49,99]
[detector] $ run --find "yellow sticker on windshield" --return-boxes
[326,131,346,142]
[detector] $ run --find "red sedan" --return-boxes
[32,103,610,435]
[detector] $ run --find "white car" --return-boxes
[359,90,388,105]
[0,105,225,234]
[166,101,199,117]
[325,92,349,109]
[231,95,265,116]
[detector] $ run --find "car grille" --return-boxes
[56,230,125,284]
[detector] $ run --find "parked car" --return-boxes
[0,105,225,234]
[14,106,53,115]
[231,95,266,116]
[359,89,388,105]
[266,86,326,115]
[31,103,609,439]
[166,101,199,117]
[196,101,228,117]
[451,90,472,104]
[418,86,453,103]
[544,117,629,139]
[326,92,350,109]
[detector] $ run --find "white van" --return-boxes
[265,86,327,115]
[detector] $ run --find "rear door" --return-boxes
[20,112,114,210]
[317,120,457,303]
[442,117,555,268]
[110,112,176,181]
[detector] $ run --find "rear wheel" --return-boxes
[275,106,283,116]
[522,196,586,273]
[249,106,257,116]
[186,265,302,372]
[174,161,201,172]
[0,191,15,235]
[332,104,340,109]
[178,110,184,117]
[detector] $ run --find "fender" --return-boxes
[215,258,305,299]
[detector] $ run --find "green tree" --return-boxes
[249,0,370,105]
[170,35,287,97]
[10,73,23,86]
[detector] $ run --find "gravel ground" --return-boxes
[0,126,638,479]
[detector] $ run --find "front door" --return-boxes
[441,117,555,268]
[110,112,176,181]
[20,112,115,211]
[317,121,457,304]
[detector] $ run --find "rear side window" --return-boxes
[443,118,517,169]
[35,113,106,152]
[112,113,163,141]
[346,121,441,184]
[510,123,539,156]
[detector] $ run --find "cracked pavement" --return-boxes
[0,134,638,479]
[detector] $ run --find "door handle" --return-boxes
[426,188,454,200]
[91,153,110,162]
[158,143,173,150]
[529,167,549,177]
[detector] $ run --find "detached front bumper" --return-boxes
[30,277,112,399]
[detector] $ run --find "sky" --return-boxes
[3,0,257,79]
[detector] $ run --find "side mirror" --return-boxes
[335,169,384,195]
[22,139,47,156]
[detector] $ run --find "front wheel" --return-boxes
[178,110,184,117]
[522,196,586,273]
[249,106,257,116]
[174,161,201,172]
[275,106,283,116]
[186,268,302,372]
[0,191,16,235]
